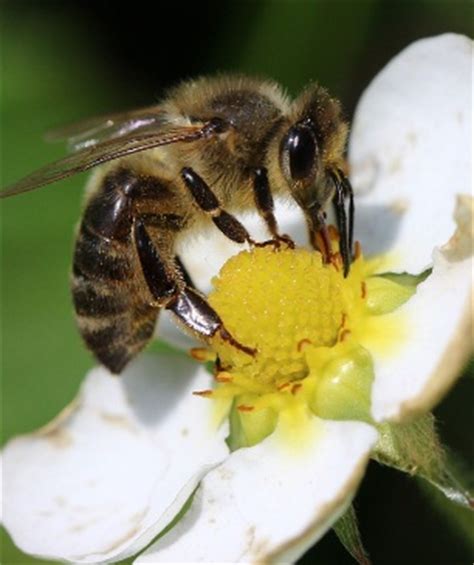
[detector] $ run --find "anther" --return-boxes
[237,404,255,412]
[297,338,312,352]
[327,225,340,241]
[190,347,215,362]
[340,313,347,330]
[314,228,332,263]
[354,241,362,260]
[215,372,233,383]
[291,383,302,395]
[339,329,351,342]
[361,281,367,299]
[330,252,343,271]
[193,389,213,397]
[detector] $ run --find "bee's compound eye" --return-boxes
[285,124,317,181]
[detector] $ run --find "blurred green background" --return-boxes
[1,1,473,564]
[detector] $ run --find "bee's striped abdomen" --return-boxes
[71,168,159,373]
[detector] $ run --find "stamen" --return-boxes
[330,251,343,271]
[297,338,312,352]
[339,329,351,342]
[340,313,347,329]
[361,281,367,299]
[354,240,362,260]
[237,404,255,412]
[291,383,302,395]
[215,371,233,383]
[327,224,340,241]
[314,227,332,263]
[190,348,215,362]
[192,389,213,397]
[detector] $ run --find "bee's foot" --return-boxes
[219,328,257,357]
[275,233,295,249]
[254,233,295,250]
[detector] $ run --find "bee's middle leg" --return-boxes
[134,218,256,356]
[252,167,294,248]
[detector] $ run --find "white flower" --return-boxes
[2,33,472,564]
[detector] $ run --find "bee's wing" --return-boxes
[1,122,212,198]
[45,105,167,153]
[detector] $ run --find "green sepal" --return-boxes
[365,276,415,315]
[373,413,473,509]
[310,344,374,424]
[333,504,371,565]
[226,399,247,451]
[380,269,431,288]
[226,396,277,450]
[365,268,431,316]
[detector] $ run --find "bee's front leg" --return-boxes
[181,167,257,246]
[134,218,256,356]
[252,167,294,248]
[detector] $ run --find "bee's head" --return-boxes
[267,83,348,225]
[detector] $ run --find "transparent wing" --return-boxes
[1,123,211,198]
[45,105,168,153]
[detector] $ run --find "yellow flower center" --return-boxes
[193,234,415,448]
[210,247,358,383]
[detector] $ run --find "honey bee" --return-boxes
[1,76,354,374]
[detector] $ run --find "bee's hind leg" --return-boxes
[167,286,256,356]
[134,218,256,356]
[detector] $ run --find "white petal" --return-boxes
[2,354,229,563]
[136,418,377,564]
[157,311,201,350]
[349,34,473,273]
[370,195,473,422]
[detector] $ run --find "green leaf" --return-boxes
[417,478,474,551]
[333,504,371,565]
[373,413,473,509]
